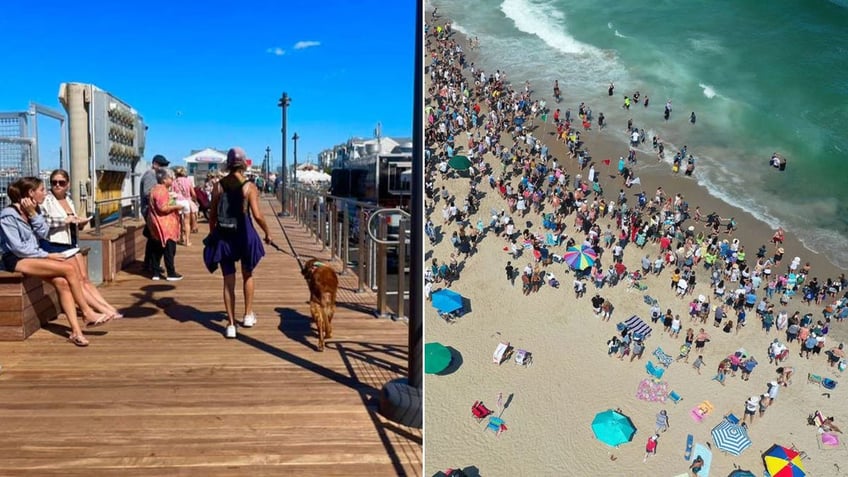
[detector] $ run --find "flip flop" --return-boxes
[84,314,113,328]
[67,334,89,347]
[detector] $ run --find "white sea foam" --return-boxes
[500,0,595,55]
[615,30,628,39]
[699,83,717,99]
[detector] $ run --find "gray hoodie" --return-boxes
[0,206,50,260]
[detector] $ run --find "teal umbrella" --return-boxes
[448,155,472,171]
[425,342,452,374]
[592,409,637,447]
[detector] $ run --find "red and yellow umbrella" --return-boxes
[763,444,805,477]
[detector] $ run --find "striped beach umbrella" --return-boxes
[563,246,597,271]
[711,419,752,456]
[763,444,805,477]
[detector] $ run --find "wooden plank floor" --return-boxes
[0,198,422,477]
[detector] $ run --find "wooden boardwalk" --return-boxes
[0,198,422,476]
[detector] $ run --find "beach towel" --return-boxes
[625,314,652,338]
[684,434,693,460]
[635,378,669,402]
[691,443,712,476]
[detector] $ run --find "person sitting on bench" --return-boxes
[0,177,113,347]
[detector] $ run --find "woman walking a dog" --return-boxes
[203,147,271,339]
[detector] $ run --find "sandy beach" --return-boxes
[424,12,848,477]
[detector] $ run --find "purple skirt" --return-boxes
[203,213,265,274]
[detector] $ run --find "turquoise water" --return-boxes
[431,0,848,268]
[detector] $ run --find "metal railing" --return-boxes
[89,195,140,235]
[286,186,410,321]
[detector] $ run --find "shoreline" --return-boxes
[433,3,848,272]
[424,9,848,476]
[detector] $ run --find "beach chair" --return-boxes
[822,378,838,390]
[485,416,507,437]
[645,361,665,380]
[653,347,673,368]
[668,390,683,405]
[544,233,559,247]
[471,401,493,422]
[725,412,740,425]
[493,342,512,365]
[808,373,824,386]
[808,410,826,428]
[514,349,533,367]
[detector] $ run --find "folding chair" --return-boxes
[645,361,665,380]
[485,416,507,436]
[515,349,533,367]
[724,413,740,425]
[668,391,683,405]
[471,401,493,422]
[653,347,673,368]
[808,373,824,385]
[493,342,512,365]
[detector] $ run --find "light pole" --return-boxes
[292,132,299,190]
[277,92,291,216]
[264,146,271,194]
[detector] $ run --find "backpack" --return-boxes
[216,181,243,232]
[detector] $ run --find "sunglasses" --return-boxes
[51,180,68,186]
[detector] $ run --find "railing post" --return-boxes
[375,217,388,318]
[328,202,335,261]
[396,217,407,320]
[317,199,325,250]
[341,205,350,276]
[357,208,367,293]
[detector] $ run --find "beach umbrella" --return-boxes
[424,342,452,374]
[431,289,464,315]
[591,409,637,447]
[448,155,472,171]
[563,246,597,271]
[727,470,756,477]
[711,419,752,456]
[763,444,805,477]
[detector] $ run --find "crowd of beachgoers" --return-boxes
[424,14,848,475]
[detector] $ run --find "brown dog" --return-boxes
[301,258,338,351]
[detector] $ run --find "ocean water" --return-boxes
[431,0,848,269]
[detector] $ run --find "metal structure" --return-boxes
[58,83,146,220]
[277,92,291,216]
[0,103,66,208]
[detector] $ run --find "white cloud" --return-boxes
[266,47,285,56]
[293,41,321,50]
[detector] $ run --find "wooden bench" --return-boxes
[0,272,61,340]
[0,248,90,341]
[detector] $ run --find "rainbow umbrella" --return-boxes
[563,246,597,271]
[763,444,805,477]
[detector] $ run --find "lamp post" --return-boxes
[277,92,291,216]
[292,132,299,190]
[264,146,271,194]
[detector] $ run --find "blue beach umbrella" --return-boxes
[431,289,464,315]
[711,419,752,456]
[591,409,637,447]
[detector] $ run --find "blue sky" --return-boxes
[0,0,415,172]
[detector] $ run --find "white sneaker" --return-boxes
[225,325,237,338]
[242,313,256,328]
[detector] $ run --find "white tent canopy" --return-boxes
[295,169,331,184]
[183,148,226,164]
